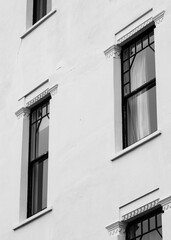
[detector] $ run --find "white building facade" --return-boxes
[0,0,171,239]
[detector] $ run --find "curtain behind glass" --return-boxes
[127,49,151,145]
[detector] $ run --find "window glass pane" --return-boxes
[38,116,49,157]
[33,0,47,24]
[143,35,148,48]
[142,230,162,240]
[30,123,36,161]
[37,107,42,119]
[124,72,129,84]
[130,44,135,56]
[42,104,47,117]
[31,110,37,123]
[136,40,142,52]
[39,0,47,19]
[149,31,154,43]
[146,46,155,81]
[128,225,136,239]
[31,159,48,215]
[150,216,155,230]
[124,84,130,96]
[158,227,162,236]
[127,86,157,146]
[157,214,162,227]
[123,60,129,72]
[130,47,155,92]
[42,159,48,209]
[143,219,148,233]
[47,102,50,114]
[135,222,141,237]
[130,56,134,66]
[150,43,155,51]
[123,48,129,60]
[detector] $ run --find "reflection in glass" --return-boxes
[127,211,162,240]
[31,159,48,215]
[124,84,130,96]
[122,29,157,148]
[124,72,129,84]
[38,117,49,156]
[143,219,148,233]
[28,100,49,217]
[123,48,129,60]
[143,35,148,48]
[149,31,154,43]
[124,60,129,72]
[135,222,141,237]
[130,44,135,56]
[142,230,161,240]
[127,87,157,146]
[150,216,155,230]
[157,214,162,227]
[130,47,155,92]
[136,40,142,52]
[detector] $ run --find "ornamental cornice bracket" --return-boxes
[106,221,127,237]
[26,88,49,107]
[122,199,160,221]
[153,10,165,25]
[159,196,171,212]
[49,84,58,97]
[104,45,121,59]
[15,107,30,119]
[117,17,153,45]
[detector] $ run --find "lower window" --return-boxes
[126,209,162,240]
[27,99,50,217]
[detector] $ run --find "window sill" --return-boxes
[111,130,161,161]
[21,9,57,39]
[13,206,53,231]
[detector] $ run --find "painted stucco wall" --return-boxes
[0,0,171,239]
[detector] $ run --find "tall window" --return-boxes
[126,209,162,240]
[33,0,47,24]
[27,99,50,217]
[121,27,157,148]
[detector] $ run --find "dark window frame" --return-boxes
[126,208,163,240]
[121,26,157,148]
[27,97,50,218]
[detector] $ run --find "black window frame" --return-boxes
[121,26,157,148]
[126,208,163,240]
[27,97,50,218]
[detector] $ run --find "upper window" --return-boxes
[126,209,162,240]
[121,27,157,148]
[27,98,50,217]
[33,0,48,24]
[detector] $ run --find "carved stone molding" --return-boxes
[159,196,171,212]
[117,17,153,44]
[153,10,165,25]
[104,45,121,59]
[15,107,30,119]
[106,221,126,236]
[25,84,58,107]
[122,199,160,221]
[49,84,58,97]
[117,10,165,45]
[26,88,49,107]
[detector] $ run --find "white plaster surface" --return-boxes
[0,0,170,239]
